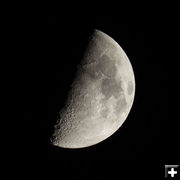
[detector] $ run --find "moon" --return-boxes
[51,29,135,148]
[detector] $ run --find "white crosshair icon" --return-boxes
[165,165,179,178]
[168,168,177,177]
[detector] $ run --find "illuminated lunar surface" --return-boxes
[51,30,135,148]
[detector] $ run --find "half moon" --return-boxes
[51,29,135,148]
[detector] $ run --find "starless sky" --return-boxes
[21,12,176,179]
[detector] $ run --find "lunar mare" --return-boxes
[51,30,135,148]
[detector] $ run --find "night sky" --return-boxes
[21,12,178,179]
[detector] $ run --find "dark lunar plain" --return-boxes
[20,12,179,179]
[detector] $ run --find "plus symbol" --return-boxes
[168,168,177,177]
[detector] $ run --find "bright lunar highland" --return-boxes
[51,29,135,148]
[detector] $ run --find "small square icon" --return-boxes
[165,165,179,178]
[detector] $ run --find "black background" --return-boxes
[21,11,179,179]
